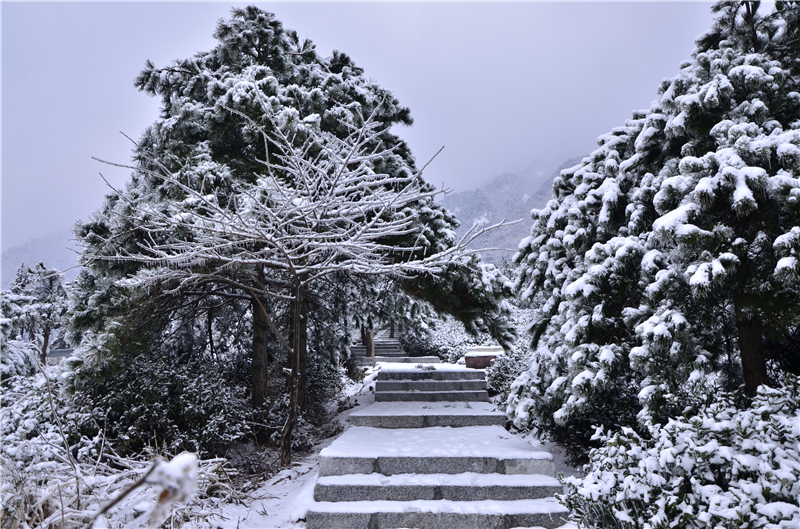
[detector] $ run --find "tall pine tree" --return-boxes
[508,1,800,462]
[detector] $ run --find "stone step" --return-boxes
[314,472,562,502]
[376,379,486,392]
[357,356,441,365]
[375,390,489,402]
[319,426,554,477]
[306,497,569,529]
[349,402,506,429]
[378,368,485,381]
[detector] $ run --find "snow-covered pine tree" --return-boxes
[508,1,800,462]
[2,263,69,364]
[69,6,515,463]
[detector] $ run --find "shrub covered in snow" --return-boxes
[401,313,505,364]
[561,376,800,529]
[0,339,37,381]
[486,346,529,397]
[486,307,535,398]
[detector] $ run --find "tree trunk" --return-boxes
[735,302,769,397]
[390,321,395,338]
[370,329,376,368]
[40,327,51,365]
[288,285,308,411]
[281,277,307,467]
[361,326,375,366]
[252,294,270,410]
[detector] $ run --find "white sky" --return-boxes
[1,1,714,251]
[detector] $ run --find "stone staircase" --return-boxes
[352,329,440,364]
[306,363,569,529]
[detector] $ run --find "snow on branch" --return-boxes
[92,105,514,296]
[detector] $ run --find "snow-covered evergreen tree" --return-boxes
[68,6,515,463]
[509,1,800,461]
[2,262,69,363]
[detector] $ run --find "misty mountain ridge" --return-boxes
[2,230,80,289]
[442,156,585,265]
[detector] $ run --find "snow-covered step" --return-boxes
[376,379,486,392]
[352,346,406,357]
[319,426,554,477]
[314,472,562,502]
[378,366,486,381]
[349,402,505,429]
[305,497,569,529]
[375,389,490,402]
[357,356,442,365]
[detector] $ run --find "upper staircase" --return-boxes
[352,328,440,364]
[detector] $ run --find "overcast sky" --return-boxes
[1,1,714,252]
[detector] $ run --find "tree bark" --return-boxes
[735,302,770,397]
[252,294,270,410]
[370,329,376,368]
[288,283,308,410]
[281,277,306,467]
[41,327,51,365]
[360,326,375,366]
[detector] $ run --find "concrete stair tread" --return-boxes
[375,390,489,402]
[306,498,570,529]
[379,363,479,374]
[318,472,561,488]
[350,401,502,418]
[377,379,486,391]
[359,356,442,364]
[378,366,486,381]
[321,426,550,460]
[314,472,563,502]
[308,497,567,514]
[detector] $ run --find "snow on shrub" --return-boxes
[0,339,37,381]
[560,375,800,529]
[1,362,244,528]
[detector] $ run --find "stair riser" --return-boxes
[376,380,486,392]
[375,391,489,402]
[306,510,568,529]
[349,415,505,428]
[314,484,563,502]
[319,456,555,477]
[378,371,485,381]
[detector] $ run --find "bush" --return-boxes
[486,346,529,398]
[70,350,253,458]
[561,376,800,529]
[398,331,448,359]
[1,339,37,382]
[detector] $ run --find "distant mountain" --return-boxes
[442,156,584,265]
[2,231,81,289]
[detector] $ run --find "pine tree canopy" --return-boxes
[508,1,800,462]
[67,6,515,411]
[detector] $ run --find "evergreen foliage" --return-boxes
[508,1,800,462]
[67,6,514,462]
[561,375,800,529]
[2,262,69,364]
